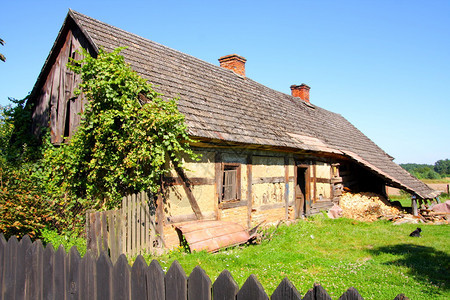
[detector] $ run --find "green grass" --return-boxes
[142,217,449,300]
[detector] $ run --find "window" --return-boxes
[221,163,241,202]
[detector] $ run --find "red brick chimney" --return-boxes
[290,84,311,103]
[218,54,247,77]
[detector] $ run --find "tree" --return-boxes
[0,38,5,62]
[434,159,450,176]
[46,47,197,209]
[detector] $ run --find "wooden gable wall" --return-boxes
[31,21,95,143]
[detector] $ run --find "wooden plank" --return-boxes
[219,200,248,210]
[49,57,61,143]
[338,287,364,300]
[147,260,165,300]
[156,191,165,247]
[247,155,253,228]
[132,193,137,257]
[131,256,148,300]
[284,157,290,220]
[163,177,215,186]
[303,283,332,300]
[94,212,102,257]
[143,192,151,254]
[188,266,211,300]
[167,212,217,224]
[165,260,187,300]
[54,246,67,300]
[236,274,268,300]
[15,235,31,299]
[113,254,131,300]
[126,195,132,257]
[42,244,55,300]
[313,163,317,203]
[67,246,81,300]
[0,233,6,298]
[101,211,108,255]
[252,176,295,184]
[316,178,331,184]
[271,277,302,300]
[107,211,117,264]
[140,192,145,255]
[79,251,96,300]
[212,270,239,300]
[3,236,18,299]
[305,167,311,216]
[96,252,113,300]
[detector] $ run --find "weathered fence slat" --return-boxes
[54,246,67,300]
[97,252,113,300]
[188,265,211,300]
[147,259,165,300]
[79,250,96,299]
[131,255,148,300]
[237,274,269,300]
[271,277,302,300]
[212,269,239,300]
[113,254,131,300]
[303,282,332,300]
[67,246,81,300]
[25,240,44,300]
[0,233,6,299]
[338,286,364,300]
[42,244,55,300]
[16,234,31,299]
[165,260,187,300]
[4,236,19,299]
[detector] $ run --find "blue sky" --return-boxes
[1,0,449,164]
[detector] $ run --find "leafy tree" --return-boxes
[434,159,450,176]
[45,47,197,209]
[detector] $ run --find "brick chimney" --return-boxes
[290,84,311,103]
[218,54,247,77]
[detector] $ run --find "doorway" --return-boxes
[295,166,310,218]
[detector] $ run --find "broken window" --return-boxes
[221,163,241,202]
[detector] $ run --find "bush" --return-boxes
[41,227,86,256]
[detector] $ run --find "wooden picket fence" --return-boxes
[0,234,410,300]
[86,191,159,263]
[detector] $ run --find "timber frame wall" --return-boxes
[160,147,346,248]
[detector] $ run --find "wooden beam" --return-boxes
[247,155,253,228]
[215,152,222,220]
[172,158,204,220]
[284,157,289,220]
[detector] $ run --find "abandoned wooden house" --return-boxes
[28,10,439,249]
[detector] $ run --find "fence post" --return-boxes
[212,270,238,300]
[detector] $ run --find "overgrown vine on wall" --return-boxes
[48,47,197,209]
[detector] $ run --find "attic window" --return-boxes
[221,163,241,202]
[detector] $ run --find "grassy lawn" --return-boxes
[142,217,449,300]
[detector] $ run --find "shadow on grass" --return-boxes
[369,244,449,291]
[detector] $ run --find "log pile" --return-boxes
[339,192,449,224]
[340,192,401,222]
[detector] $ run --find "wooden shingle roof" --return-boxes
[61,10,437,199]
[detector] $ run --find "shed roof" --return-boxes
[33,10,438,199]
